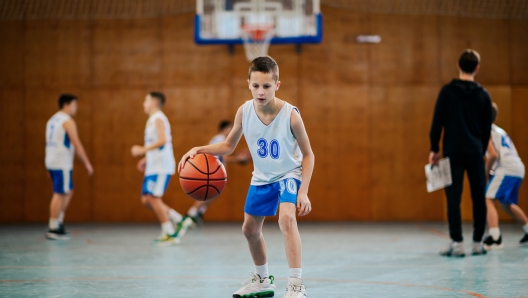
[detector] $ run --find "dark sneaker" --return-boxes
[46,225,70,240]
[440,242,465,257]
[187,212,204,227]
[520,233,528,246]
[472,242,487,255]
[483,235,503,250]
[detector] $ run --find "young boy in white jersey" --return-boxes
[131,92,191,246]
[483,103,528,249]
[179,57,314,298]
[45,94,93,240]
[186,120,251,225]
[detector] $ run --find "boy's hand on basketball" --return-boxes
[131,145,146,157]
[178,147,200,173]
[429,151,440,165]
[297,193,312,216]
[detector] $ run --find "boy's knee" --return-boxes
[141,195,151,207]
[279,213,297,233]
[242,222,261,241]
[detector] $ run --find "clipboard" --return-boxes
[425,157,452,193]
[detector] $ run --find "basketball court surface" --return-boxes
[1,223,527,297]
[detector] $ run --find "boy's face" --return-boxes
[64,100,78,116]
[221,125,233,136]
[143,94,158,114]
[248,71,280,107]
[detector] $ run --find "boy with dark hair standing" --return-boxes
[429,49,493,257]
[179,56,314,298]
[483,102,528,249]
[45,94,93,240]
[131,92,190,246]
[186,120,251,225]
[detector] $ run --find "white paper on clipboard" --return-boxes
[425,157,452,193]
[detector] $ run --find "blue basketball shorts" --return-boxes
[244,178,301,216]
[142,174,171,197]
[48,169,73,194]
[486,174,523,205]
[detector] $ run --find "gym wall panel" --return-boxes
[92,19,161,88]
[0,22,24,88]
[0,90,25,222]
[1,7,528,222]
[438,16,510,85]
[509,20,528,85]
[24,20,92,88]
[369,15,441,85]
[511,88,528,215]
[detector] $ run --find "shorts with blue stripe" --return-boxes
[142,174,171,197]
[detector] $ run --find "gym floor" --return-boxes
[1,222,527,297]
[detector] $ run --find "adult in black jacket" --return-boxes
[429,49,493,257]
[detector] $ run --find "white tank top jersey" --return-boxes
[45,111,75,170]
[242,100,303,185]
[490,124,525,178]
[144,111,176,175]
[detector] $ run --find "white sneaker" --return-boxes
[233,272,275,298]
[283,278,307,298]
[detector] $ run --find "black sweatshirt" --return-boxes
[429,79,493,156]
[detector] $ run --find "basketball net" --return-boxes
[241,25,275,61]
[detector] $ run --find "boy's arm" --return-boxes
[429,88,446,164]
[63,119,94,175]
[291,110,314,217]
[178,105,245,173]
[485,138,497,181]
[131,118,166,157]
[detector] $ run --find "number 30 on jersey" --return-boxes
[257,138,280,159]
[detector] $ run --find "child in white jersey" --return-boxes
[483,103,528,249]
[45,94,93,240]
[186,120,251,226]
[179,57,314,298]
[131,92,191,246]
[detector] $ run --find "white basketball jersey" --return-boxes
[490,124,524,177]
[144,111,175,175]
[45,111,74,170]
[242,100,303,185]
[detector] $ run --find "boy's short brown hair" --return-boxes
[248,56,279,81]
[491,102,498,123]
[458,49,480,74]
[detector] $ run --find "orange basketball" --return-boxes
[179,153,227,201]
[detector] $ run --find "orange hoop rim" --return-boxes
[241,24,274,41]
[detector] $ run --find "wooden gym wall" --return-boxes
[1,5,528,222]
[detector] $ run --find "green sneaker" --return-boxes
[233,273,275,298]
[151,233,180,247]
[174,217,194,239]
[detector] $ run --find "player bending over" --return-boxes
[45,94,93,240]
[179,57,314,298]
[483,102,528,249]
[131,92,192,246]
[186,120,251,226]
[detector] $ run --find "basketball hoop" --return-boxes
[241,24,275,62]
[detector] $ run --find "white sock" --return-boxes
[523,224,528,234]
[187,207,198,217]
[489,227,501,241]
[289,268,302,279]
[58,212,65,223]
[161,221,175,235]
[168,209,182,223]
[255,263,269,279]
[49,218,59,230]
[198,205,208,215]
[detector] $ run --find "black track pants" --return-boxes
[444,153,487,242]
